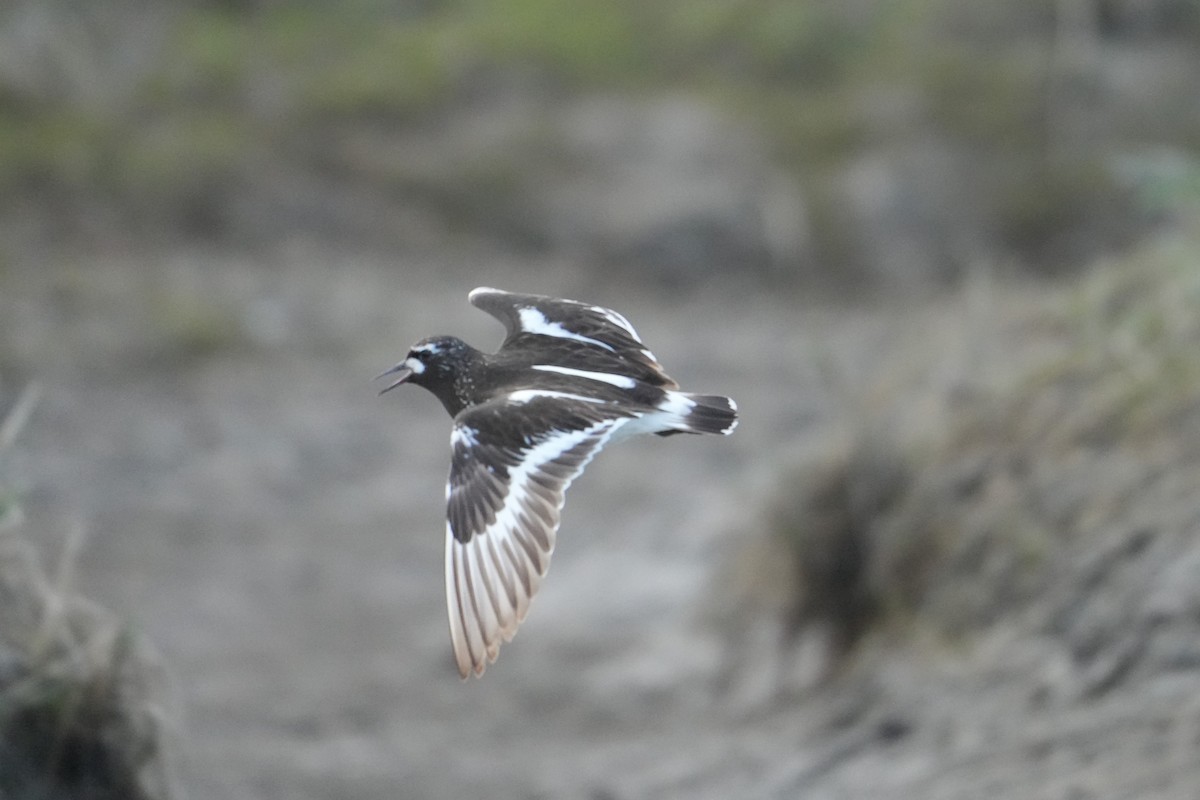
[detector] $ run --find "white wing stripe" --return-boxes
[505,389,607,405]
[531,364,637,388]
[518,307,616,351]
[450,426,479,448]
[589,304,642,341]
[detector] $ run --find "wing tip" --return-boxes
[447,525,531,680]
[468,286,501,305]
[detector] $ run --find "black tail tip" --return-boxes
[684,394,738,435]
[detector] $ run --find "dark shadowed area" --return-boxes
[2,1,1200,798]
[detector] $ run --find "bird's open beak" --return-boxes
[376,363,414,395]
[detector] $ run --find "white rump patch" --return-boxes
[531,364,636,389]
[504,389,607,405]
[517,307,616,352]
[608,391,696,441]
[657,391,696,417]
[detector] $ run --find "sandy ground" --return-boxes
[7,249,1198,799]
[4,250,872,798]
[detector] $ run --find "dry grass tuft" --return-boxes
[0,384,177,800]
[717,233,1200,693]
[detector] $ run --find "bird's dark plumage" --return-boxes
[379,287,737,678]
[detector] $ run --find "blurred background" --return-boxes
[1,1,1199,798]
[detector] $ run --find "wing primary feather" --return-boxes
[515,524,550,574]
[471,535,505,655]
[456,543,487,674]
[483,533,519,627]
[466,539,501,662]
[445,529,471,679]
[520,507,554,550]
[502,536,532,592]
[482,534,520,642]
[501,536,535,620]
[519,493,554,528]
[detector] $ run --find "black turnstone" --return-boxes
[378,287,738,678]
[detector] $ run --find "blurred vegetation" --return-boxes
[0,385,175,800]
[727,224,1200,676]
[1,0,1198,272]
[883,236,1200,629]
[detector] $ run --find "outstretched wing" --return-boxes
[444,391,633,677]
[468,286,677,388]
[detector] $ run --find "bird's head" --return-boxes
[377,335,473,396]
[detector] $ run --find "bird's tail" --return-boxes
[661,392,738,436]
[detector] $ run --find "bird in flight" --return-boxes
[378,287,738,678]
